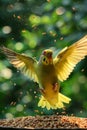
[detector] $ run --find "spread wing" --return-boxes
[53,35,87,82]
[0,46,38,82]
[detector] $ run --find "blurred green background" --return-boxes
[0,0,87,119]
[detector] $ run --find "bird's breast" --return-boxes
[35,64,58,88]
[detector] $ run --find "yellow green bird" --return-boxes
[0,35,87,110]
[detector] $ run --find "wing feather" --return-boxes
[54,35,87,81]
[0,46,38,82]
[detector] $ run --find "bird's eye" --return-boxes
[42,57,48,65]
[48,53,51,57]
[43,58,46,61]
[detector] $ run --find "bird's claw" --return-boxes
[52,83,58,92]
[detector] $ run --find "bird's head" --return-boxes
[39,49,53,65]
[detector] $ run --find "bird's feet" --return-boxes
[52,83,58,92]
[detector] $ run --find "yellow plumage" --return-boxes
[0,35,87,110]
[38,93,71,110]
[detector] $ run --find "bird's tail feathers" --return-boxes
[38,93,71,110]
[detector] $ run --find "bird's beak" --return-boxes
[48,54,53,64]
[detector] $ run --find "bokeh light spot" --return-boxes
[15,42,24,50]
[56,7,65,15]
[1,68,13,79]
[16,104,24,112]
[1,83,9,91]
[22,95,31,103]
[2,26,12,34]
[5,113,14,119]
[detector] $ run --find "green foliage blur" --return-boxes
[0,0,87,119]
